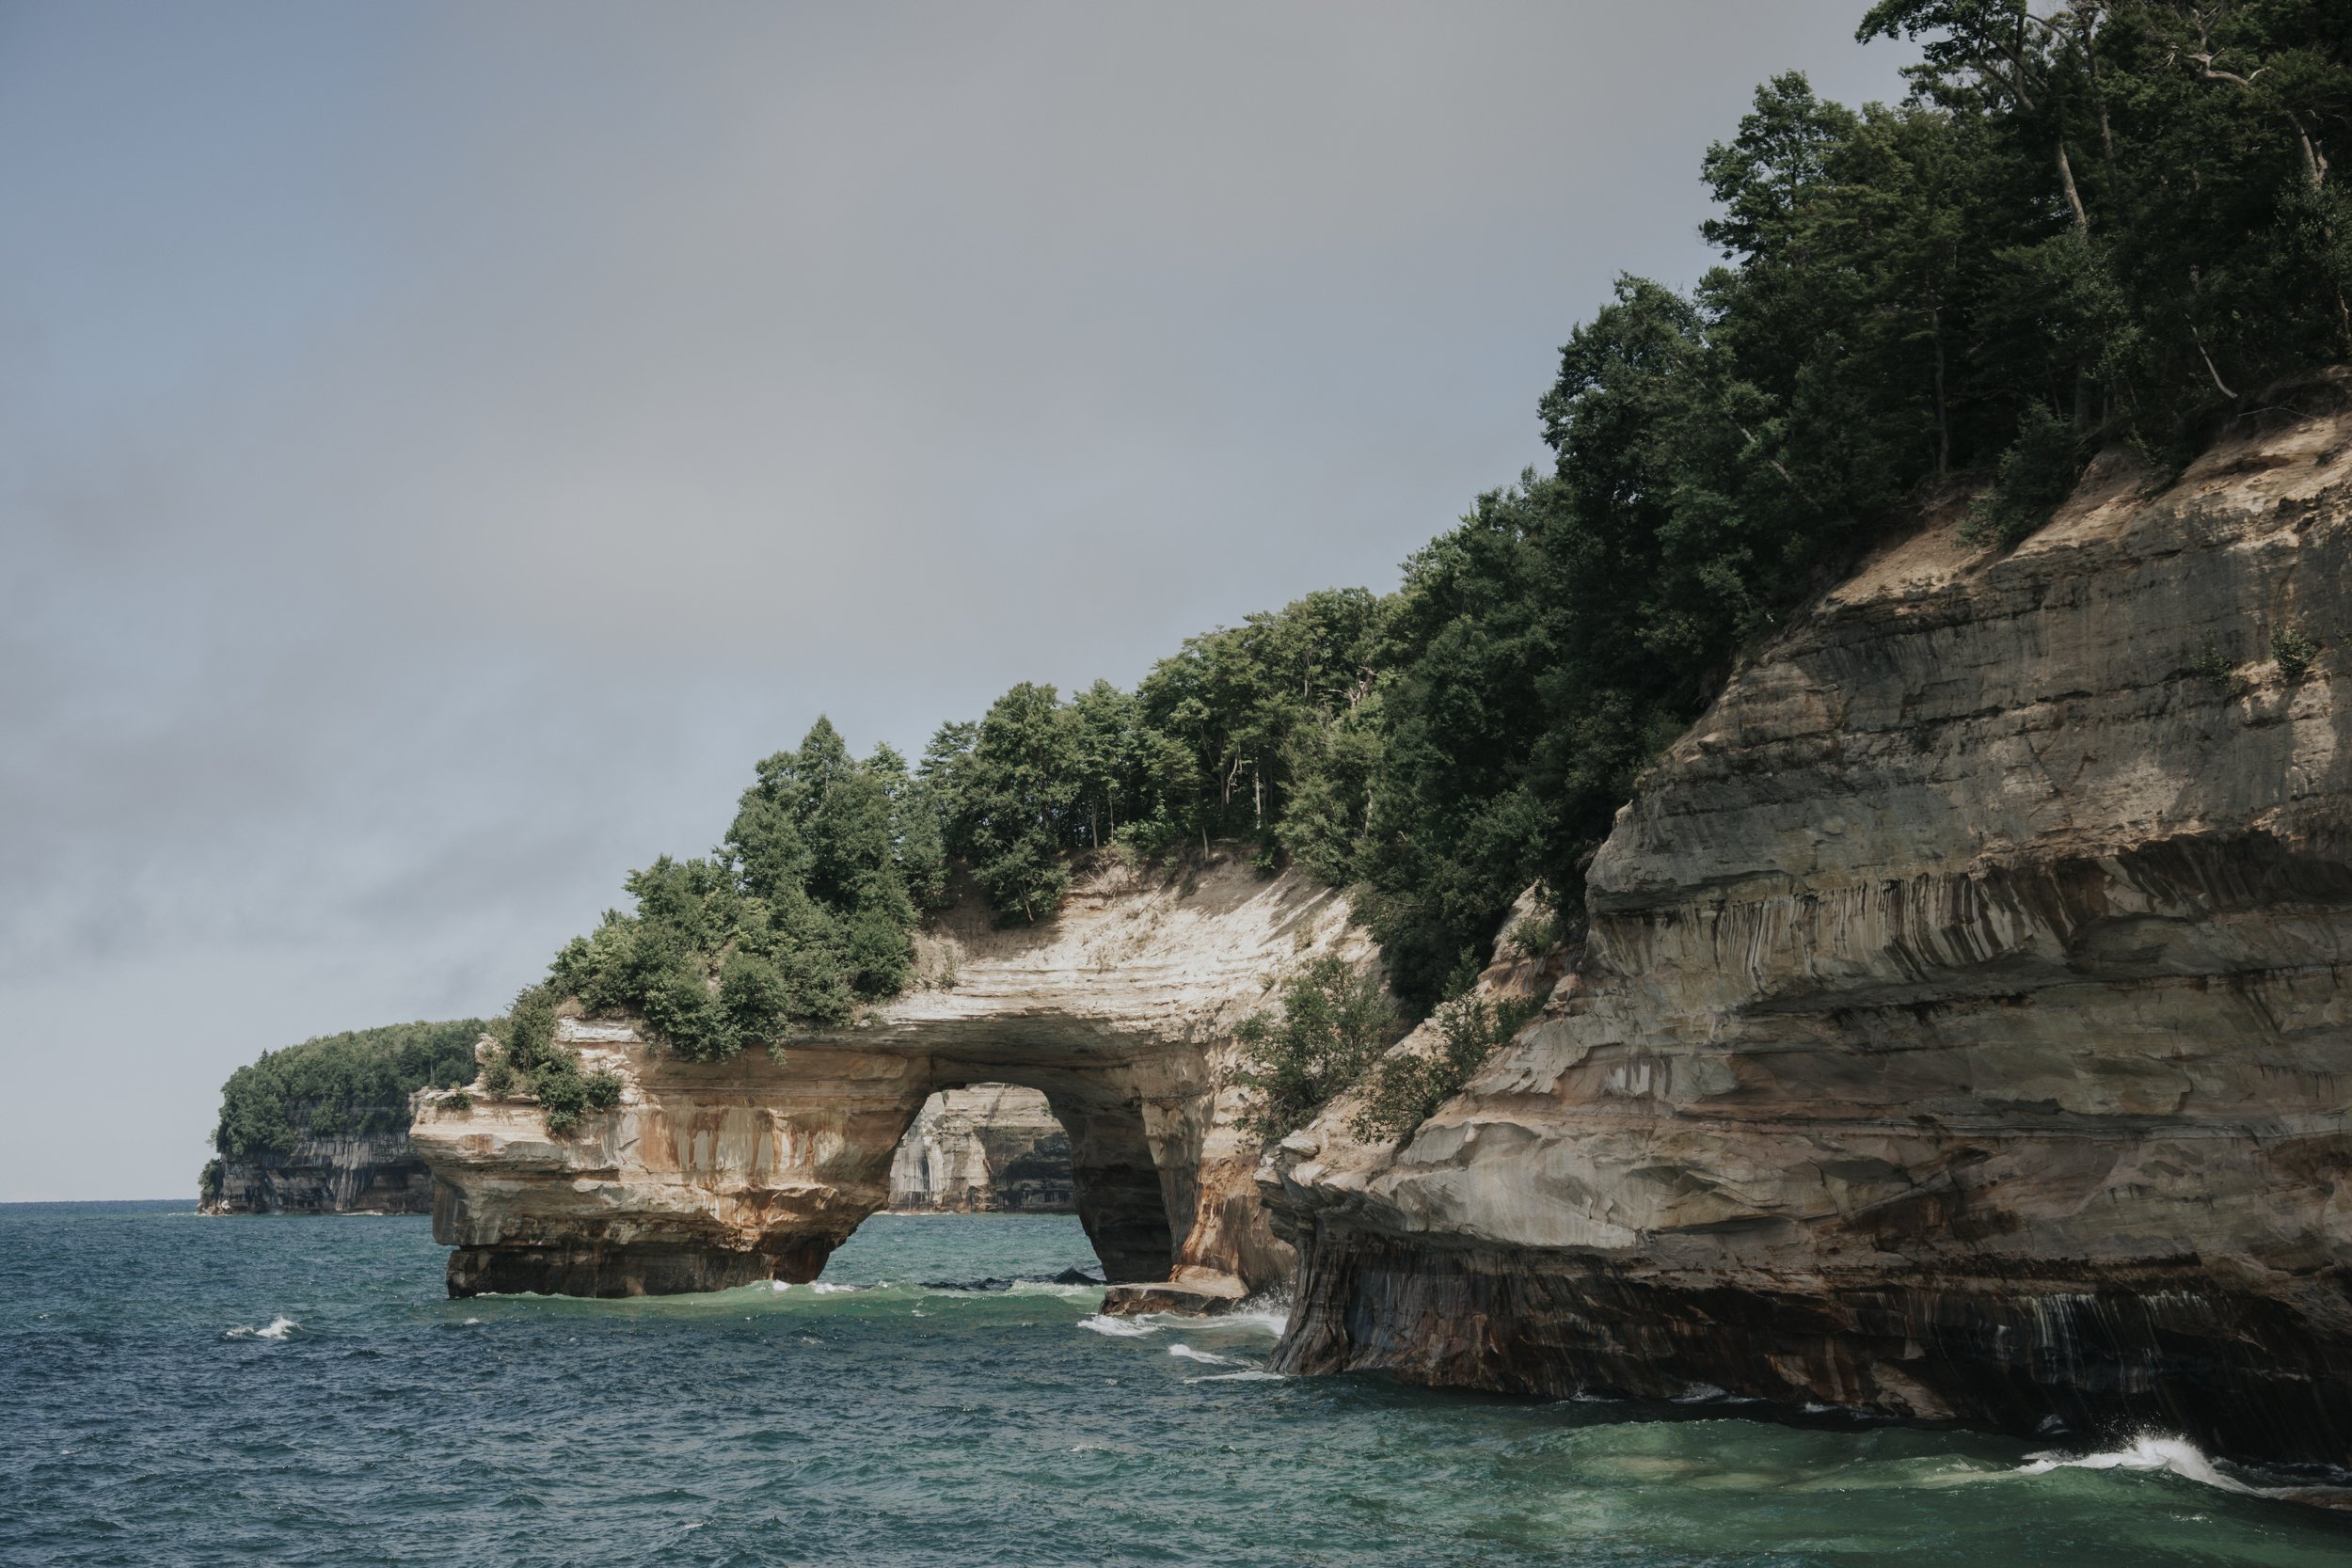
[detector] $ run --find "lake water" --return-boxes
[5,1201,2349,1566]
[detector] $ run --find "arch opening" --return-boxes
[869,1053,1200,1287]
[887,1085,1076,1215]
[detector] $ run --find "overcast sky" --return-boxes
[0,2,1913,1200]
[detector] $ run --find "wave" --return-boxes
[1077,1314,1161,1338]
[1184,1370,1285,1384]
[1168,1343,1237,1366]
[225,1315,297,1340]
[2015,1434,2256,1495]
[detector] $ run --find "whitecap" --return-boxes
[1216,1307,1290,1336]
[226,1315,297,1341]
[810,1282,859,1294]
[1168,1343,1236,1366]
[768,1281,793,1293]
[1077,1314,1161,1338]
[1671,1383,1728,1403]
[1184,1369,1285,1384]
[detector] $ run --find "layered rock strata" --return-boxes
[202,1129,436,1214]
[888,1084,1075,1212]
[413,854,1375,1298]
[1263,388,2352,1471]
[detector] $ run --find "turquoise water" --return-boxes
[4,1203,2349,1566]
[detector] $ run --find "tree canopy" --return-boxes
[211,1019,486,1161]
[531,1,2349,1028]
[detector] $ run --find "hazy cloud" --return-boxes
[0,1,1913,1197]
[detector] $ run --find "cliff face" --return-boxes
[1262,388,2352,1471]
[412,854,1375,1298]
[201,1126,436,1214]
[889,1085,1074,1212]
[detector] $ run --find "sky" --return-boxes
[0,1,1915,1200]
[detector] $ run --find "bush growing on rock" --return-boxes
[479,1049,517,1100]
[1352,993,1543,1144]
[2273,626,2320,682]
[1232,958,1397,1141]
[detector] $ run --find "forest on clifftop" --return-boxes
[516,0,2351,1078]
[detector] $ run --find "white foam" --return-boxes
[1671,1383,1727,1403]
[226,1315,297,1341]
[1184,1369,1285,1384]
[2015,1434,2255,1495]
[1215,1307,1291,1336]
[768,1281,793,1293]
[1168,1343,1236,1366]
[810,1282,859,1294]
[1078,1314,1161,1338]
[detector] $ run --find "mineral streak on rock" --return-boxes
[889,1084,1076,1213]
[201,1131,437,1214]
[412,853,1373,1300]
[1262,385,2352,1471]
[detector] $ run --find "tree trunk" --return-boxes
[1932,304,1950,474]
[2057,140,2089,233]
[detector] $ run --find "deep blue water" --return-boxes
[5,1202,2350,1566]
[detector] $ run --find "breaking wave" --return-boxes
[1076,1314,1160,1338]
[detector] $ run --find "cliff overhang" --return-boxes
[1262,388,2352,1475]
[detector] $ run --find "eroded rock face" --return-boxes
[888,1085,1075,1212]
[202,1130,436,1214]
[1264,389,2352,1471]
[413,854,1373,1298]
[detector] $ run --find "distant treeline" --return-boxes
[511,0,2349,1058]
[204,1020,485,1200]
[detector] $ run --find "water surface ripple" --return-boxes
[4,1203,2347,1566]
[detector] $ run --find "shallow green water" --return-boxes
[4,1202,2347,1566]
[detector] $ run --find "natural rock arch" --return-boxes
[412,855,1372,1301]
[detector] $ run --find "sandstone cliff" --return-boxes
[1263,383,2352,1473]
[889,1085,1075,1212]
[201,1128,436,1214]
[412,853,1376,1299]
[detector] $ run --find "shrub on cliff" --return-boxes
[1352,993,1543,1144]
[1231,958,1398,1142]
[209,1019,487,1164]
